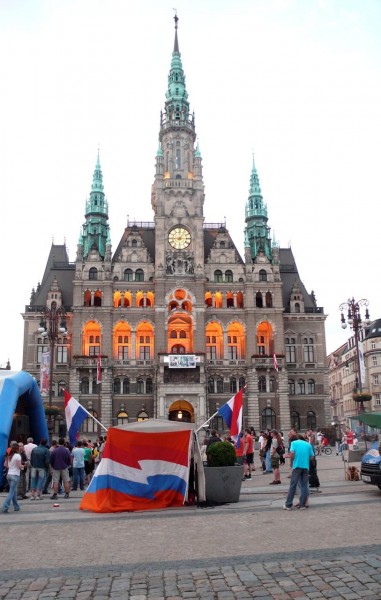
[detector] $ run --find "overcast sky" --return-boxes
[1,0,380,370]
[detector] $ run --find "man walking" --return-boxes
[283,434,314,510]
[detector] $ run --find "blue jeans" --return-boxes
[31,468,46,492]
[2,475,21,512]
[72,467,84,490]
[285,468,309,508]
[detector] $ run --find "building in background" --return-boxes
[328,319,381,434]
[22,17,329,438]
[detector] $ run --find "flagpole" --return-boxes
[195,410,219,433]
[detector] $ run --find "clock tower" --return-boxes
[152,14,205,281]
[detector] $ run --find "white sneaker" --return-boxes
[283,504,292,510]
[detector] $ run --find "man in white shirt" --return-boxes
[23,437,37,491]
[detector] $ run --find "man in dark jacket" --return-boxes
[50,438,72,500]
[30,438,50,500]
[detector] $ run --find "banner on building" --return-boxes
[168,355,196,369]
[40,351,50,394]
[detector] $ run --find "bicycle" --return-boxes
[315,445,332,456]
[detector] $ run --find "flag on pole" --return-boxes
[217,387,244,443]
[273,353,279,372]
[96,353,102,385]
[64,390,88,447]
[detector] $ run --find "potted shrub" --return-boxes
[204,441,243,504]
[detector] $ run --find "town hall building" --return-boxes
[22,17,330,438]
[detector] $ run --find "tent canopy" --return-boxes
[80,419,205,513]
[0,371,49,486]
[357,412,381,429]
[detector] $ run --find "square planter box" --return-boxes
[204,465,243,504]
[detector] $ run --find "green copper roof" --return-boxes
[80,151,110,259]
[164,15,190,122]
[244,155,272,260]
[194,141,202,158]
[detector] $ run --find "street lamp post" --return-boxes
[339,297,370,414]
[38,304,67,439]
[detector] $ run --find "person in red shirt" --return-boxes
[243,428,255,479]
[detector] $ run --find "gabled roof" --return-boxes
[279,247,317,311]
[32,244,75,308]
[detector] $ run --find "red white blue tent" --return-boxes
[80,420,205,513]
[0,371,49,487]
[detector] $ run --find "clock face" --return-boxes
[168,227,191,250]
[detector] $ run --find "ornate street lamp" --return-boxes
[339,297,370,413]
[38,304,68,438]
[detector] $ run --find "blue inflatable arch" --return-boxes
[0,371,48,487]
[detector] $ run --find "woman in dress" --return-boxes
[2,441,22,513]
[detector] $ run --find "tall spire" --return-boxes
[80,151,110,259]
[162,13,192,128]
[244,155,272,260]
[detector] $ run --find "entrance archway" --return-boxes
[168,400,194,423]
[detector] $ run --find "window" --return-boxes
[81,410,98,434]
[118,346,129,360]
[122,378,130,394]
[137,378,144,394]
[135,269,144,282]
[37,344,49,364]
[265,292,273,308]
[256,292,263,308]
[372,356,378,367]
[146,378,153,394]
[258,376,266,392]
[139,346,150,360]
[373,375,379,385]
[225,270,233,283]
[214,270,223,283]
[259,269,267,282]
[288,379,295,395]
[137,410,149,422]
[285,338,296,363]
[56,345,68,364]
[117,411,129,425]
[307,379,315,394]
[291,411,300,430]
[229,377,237,393]
[208,377,215,393]
[89,267,98,280]
[307,410,316,430]
[269,377,276,392]
[297,379,305,394]
[261,407,276,431]
[375,393,381,406]
[303,338,314,362]
[216,377,224,393]
[124,269,133,281]
[113,378,121,394]
[80,377,89,394]
[228,345,238,359]
[239,376,245,390]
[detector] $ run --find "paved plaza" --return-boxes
[0,454,380,599]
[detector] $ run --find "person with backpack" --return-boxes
[269,429,284,485]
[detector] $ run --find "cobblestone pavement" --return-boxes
[0,454,380,599]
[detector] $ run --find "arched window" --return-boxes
[288,379,295,395]
[122,378,130,394]
[229,376,237,393]
[131,239,137,247]
[295,303,301,313]
[216,377,224,394]
[297,379,305,394]
[258,376,266,393]
[265,292,273,308]
[269,377,276,392]
[124,269,133,281]
[214,270,223,283]
[113,378,121,394]
[225,270,233,283]
[239,376,245,390]
[307,379,315,394]
[80,377,89,394]
[291,411,300,430]
[256,292,263,308]
[307,410,316,430]
[117,410,129,425]
[259,269,267,282]
[208,377,214,393]
[94,290,102,307]
[261,407,276,431]
[146,378,153,394]
[137,378,144,394]
[81,410,98,434]
[89,267,98,280]
[135,269,144,282]
[137,410,149,422]
[83,290,91,307]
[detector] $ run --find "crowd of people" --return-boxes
[1,435,107,513]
